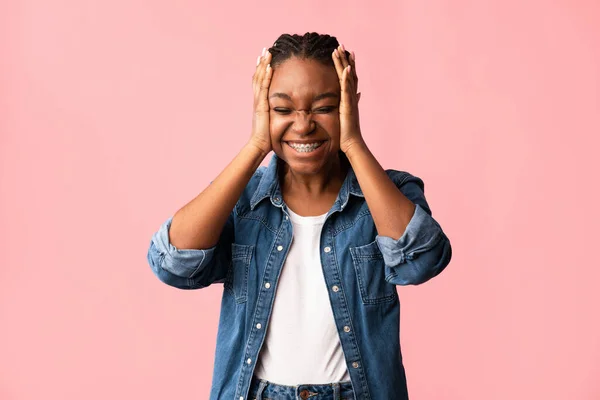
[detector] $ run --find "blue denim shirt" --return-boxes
[147,152,452,400]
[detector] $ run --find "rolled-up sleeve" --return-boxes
[376,176,452,285]
[147,213,234,290]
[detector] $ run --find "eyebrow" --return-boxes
[269,92,339,101]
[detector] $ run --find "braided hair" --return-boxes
[268,32,350,68]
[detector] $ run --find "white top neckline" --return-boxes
[286,207,328,225]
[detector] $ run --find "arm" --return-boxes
[169,143,266,250]
[169,48,273,250]
[346,142,452,285]
[147,48,275,289]
[332,45,451,285]
[345,142,415,241]
[147,143,267,289]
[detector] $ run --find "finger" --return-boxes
[338,45,357,93]
[340,65,353,112]
[257,61,273,112]
[338,44,349,70]
[252,55,261,89]
[253,49,270,94]
[343,61,356,95]
[253,50,264,92]
[332,49,345,82]
[349,51,359,89]
[254,48,267,82]
[347,65,356,97]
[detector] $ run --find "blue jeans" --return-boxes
[248,374,355,400]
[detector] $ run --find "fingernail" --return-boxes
[333,49,338,57]
[257,56,261,66]
[262,47,266,56]
[351,51,355,61]
[341,43,345,52]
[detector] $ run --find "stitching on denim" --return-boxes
[228,244,253,303]
[244,224,291,392]
[332,208,371,236]
[237,212,276,232]
[236,207,278,233]
[324,229,372,399]
[350,244,397,305]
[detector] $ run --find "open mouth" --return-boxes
[285,141,326,154]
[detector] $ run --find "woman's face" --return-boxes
[268,56,341,176]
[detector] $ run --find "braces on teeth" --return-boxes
[289,143,322,152]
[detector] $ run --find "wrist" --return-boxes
[342,138,368,159]
[245,140,270,160]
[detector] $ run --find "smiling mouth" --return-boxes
[285,141,326,153]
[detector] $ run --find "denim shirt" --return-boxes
[147,152,452,400]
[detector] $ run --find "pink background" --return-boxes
[1,0,599,399]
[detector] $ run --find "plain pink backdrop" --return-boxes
[1,0,599,399]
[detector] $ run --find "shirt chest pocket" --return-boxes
[350,240,397,305]
[224,243,254,304]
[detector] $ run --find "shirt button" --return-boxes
[239,397,244,400]
[247,358,252,364]
[324,246,331,253]
[274,197,281,202]
[352,361,359,368]
[285,215,289,220]
[344,325,351,332]
[332,285,339,292]
[265,282,271,289]
[256,323,262,329]
[277,245,283,251]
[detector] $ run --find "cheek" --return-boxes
[269,116,288,139]
[315,115,340,138]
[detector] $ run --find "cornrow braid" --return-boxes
[268,32,350,68]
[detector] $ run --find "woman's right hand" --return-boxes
[249,48,274,155]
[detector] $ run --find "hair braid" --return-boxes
[268,32,349,68]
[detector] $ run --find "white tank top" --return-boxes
[253,207,351,384]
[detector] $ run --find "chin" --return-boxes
[286,162,328,176]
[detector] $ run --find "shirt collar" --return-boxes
[249,151,364,211]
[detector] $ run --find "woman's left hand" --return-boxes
[332,45,364,154]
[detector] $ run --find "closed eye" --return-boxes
[314,106,336,114]
[272,106,336,115]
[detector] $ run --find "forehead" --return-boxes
[269,57,339,98]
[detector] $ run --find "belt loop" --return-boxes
[332,382,340,399]
[256,379,268,400]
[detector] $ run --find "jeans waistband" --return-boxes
[249,374,355,400]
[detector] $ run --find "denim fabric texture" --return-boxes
[248,374,355,400]
[147,152,452,400]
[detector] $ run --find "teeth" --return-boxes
[288,142,323,153]
[289,142,320,148]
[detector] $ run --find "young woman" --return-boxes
[147,32,452,400]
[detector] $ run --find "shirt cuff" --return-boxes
[151,217,217,278]
[375,203,444,267]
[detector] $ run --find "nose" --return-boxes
[292,110,316,134]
